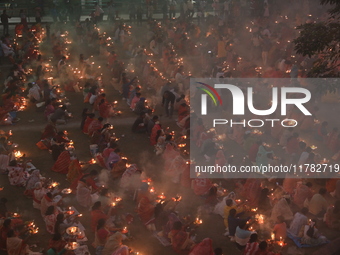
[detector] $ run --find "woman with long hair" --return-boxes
[44,206,59,234]
[93,218,110,255]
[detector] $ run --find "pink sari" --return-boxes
[242,179,262,207]
[192,178,212,196]
[44,212,58,234]
[76,181,93,208]
[189,238,213,255]
[8,166,28,186]
[293,183,313,208]
[166,155,186,183]
[163,144,180,172]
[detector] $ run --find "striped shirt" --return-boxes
[244,242,259,255]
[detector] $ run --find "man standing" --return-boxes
[57,56,67,75]
[261,34,271,66]
[169,0,177,18]
[1,10,11,35]
[162,90,176,118]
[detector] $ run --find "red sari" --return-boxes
[169,229,190,253]
[99,102,111,119]
[66,159,82,183]
[178,104,189,122]
[192,178,212,196]
[88,119,103,136]
[190,238,213,255]
[52,151,71,174]
[137,193,155,225]
[83,117,94,134]
[242,178,262,207]
[41,123,58,140]
[150,124,161,145]
[48,239,66,253]
[91,209,108,232]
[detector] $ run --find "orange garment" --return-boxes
[91,209,108,232]
[52,151,71,174]
[83,117,94,134]
[137,194,155,225]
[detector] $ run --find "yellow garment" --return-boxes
[223,205,243,228]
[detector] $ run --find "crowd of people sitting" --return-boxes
[0,0,340,255]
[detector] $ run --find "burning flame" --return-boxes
[14,151,23,158]
[195,218,203,225]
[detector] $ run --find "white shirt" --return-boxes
[298,151,309,166]
[28,85,41,101]
[0,41,14,56]
[175,72,185,84]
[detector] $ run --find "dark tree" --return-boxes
[294,0,340,83]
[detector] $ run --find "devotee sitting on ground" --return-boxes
[235,221,255,250]
[44,205,59,234]
[6,229,30,255]
[52,149,72,174]
[93,218,110,255]
[324,200,340,230]
[33,182,47,210]
[301,219,328,245]
[40,192,57,217]
[82,113,95,134]
[137,183,156,231]
[41,120,58,140]
[168,221,195,253]
[288,207,309,237]
[25,170,43,197]
[223,199,244,236]
[50,105,69,125]
[134,97,147,115]
[102,231,128,255]
[91,201,110,232]
[47,233,66,254]
[308,188,329,219]
[244,233,259,255]
[293,182,314,208]
[7,159,29,187]
[273,215,287,241]
[54,213,74,236]
[228,208,249,242]
[254,241,274,255]
[270,196,293,222]
[76,173,99,208]
[88,117,104,137]
[131,112,146,133]
[27,82,41,103]
[53,131,70,145]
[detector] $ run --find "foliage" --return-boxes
[293,0,340,82]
